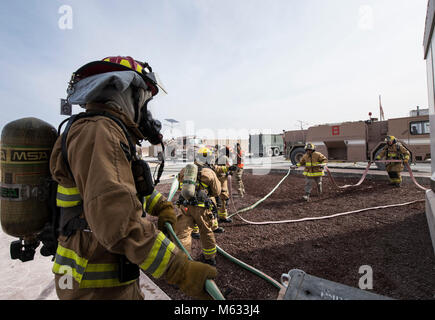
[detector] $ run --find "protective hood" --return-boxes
[67,71,151,124]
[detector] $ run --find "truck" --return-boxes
[249,133,285,157]
[152,136,206,161]
[283,114,431,169]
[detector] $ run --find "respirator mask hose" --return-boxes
[138,101,165,185]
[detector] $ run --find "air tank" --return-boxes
[181,163,198,200]
[1,117,57,238]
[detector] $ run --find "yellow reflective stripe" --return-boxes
[144,190,162,214]
[80,263,136,289]
[196,181,209,189]
[303,171,324,177]
[57,185,82,208]
[136,64,143,73]
[218,210,228,218]
[297,163,302,167]
[192,225,199,232]
[140,232,176,278]
[305,162,324,167]
[202,247,217,255]
[52,245,88,283]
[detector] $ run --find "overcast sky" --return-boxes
[0,0,430,141]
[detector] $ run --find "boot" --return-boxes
[191,232,200,239]
[219,217,233,223]
[200,255,216,266]
[213,227,225,233]
[302,194,310,202]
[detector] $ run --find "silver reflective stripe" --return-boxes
[54,254,86,275]
[56,193,82,202]
[145,237,171,275]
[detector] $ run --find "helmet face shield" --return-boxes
[305,143,315,151]
[145,72,167,94]
[385,136,396,144]
[196,147,213,164]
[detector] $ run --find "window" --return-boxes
[410,121,430,135]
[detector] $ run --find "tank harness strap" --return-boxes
[58,111,138,236]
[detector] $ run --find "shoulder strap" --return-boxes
[60,111,137,181]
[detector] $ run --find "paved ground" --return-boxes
[149,155,431,182]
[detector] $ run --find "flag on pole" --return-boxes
[379,95,385,121]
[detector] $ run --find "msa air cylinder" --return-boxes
[0,117,57,238]
[181,163,198,200]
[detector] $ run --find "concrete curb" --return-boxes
[244,168,431,185]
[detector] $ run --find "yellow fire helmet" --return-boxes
[197,147,212,157]
[304,143,315,151]
[196,147,213,164]
[385,136,396,144]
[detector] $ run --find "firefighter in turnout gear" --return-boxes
[234,143,245,197]
[50,56,216,299]
[214,146,233,223]
[175,147,222,266]
[376,135,410,187]
[297,143,327,201]
[191,146,230,238]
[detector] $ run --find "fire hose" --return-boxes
[165,160,428,298]
[234,199,425,226]
[324,160,429,191]
[166,175,284,298]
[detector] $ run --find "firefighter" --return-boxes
[175,147,222,266]
[296,143,327,201]
[191,146,231,239]
[234,143,246,197]
[49,56,216,300]
[375,135,410,187]
[215,146,233,223]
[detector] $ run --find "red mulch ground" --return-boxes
[151,171,435,300]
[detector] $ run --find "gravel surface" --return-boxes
[153,171,435,300]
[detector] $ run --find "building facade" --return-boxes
[423,0,435,254]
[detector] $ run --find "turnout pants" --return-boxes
[55,275,144,300]
[386,163,403,185]
[234,168,245,195]
[304,176,322,195]
[218,177,230,219]
[175,205,217,261]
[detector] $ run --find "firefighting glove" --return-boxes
[156,201,177,234]
[165,252,217,300]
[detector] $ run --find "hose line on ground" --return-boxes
[325,160,429,191]
[234,199,425,226]
[227,167,292,219]
[167,174,282,297]
[165,222,225,301]
[216,245,283,290]
[166,175,225,300]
